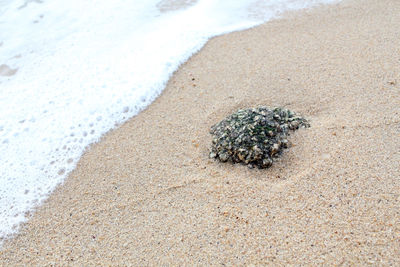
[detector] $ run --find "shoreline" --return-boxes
[1,0,400,265]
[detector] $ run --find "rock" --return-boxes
[209,106,309,169]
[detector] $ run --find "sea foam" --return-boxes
[0,0,337,243]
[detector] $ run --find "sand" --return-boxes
[1,0,400,265]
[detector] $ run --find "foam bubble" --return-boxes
[0,0,338,243]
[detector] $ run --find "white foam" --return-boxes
[0,0,338,243]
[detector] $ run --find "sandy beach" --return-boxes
[1,0,400,265]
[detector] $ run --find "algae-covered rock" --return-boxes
[209,107,309,169]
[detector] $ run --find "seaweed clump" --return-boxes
[209,107,309,169]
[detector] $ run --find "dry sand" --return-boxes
[1,0,400,265]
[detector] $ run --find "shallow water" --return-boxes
[0,0,337,242]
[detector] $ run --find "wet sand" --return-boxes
[1,0,400,265]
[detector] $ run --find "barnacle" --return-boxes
[209,107,309,168]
